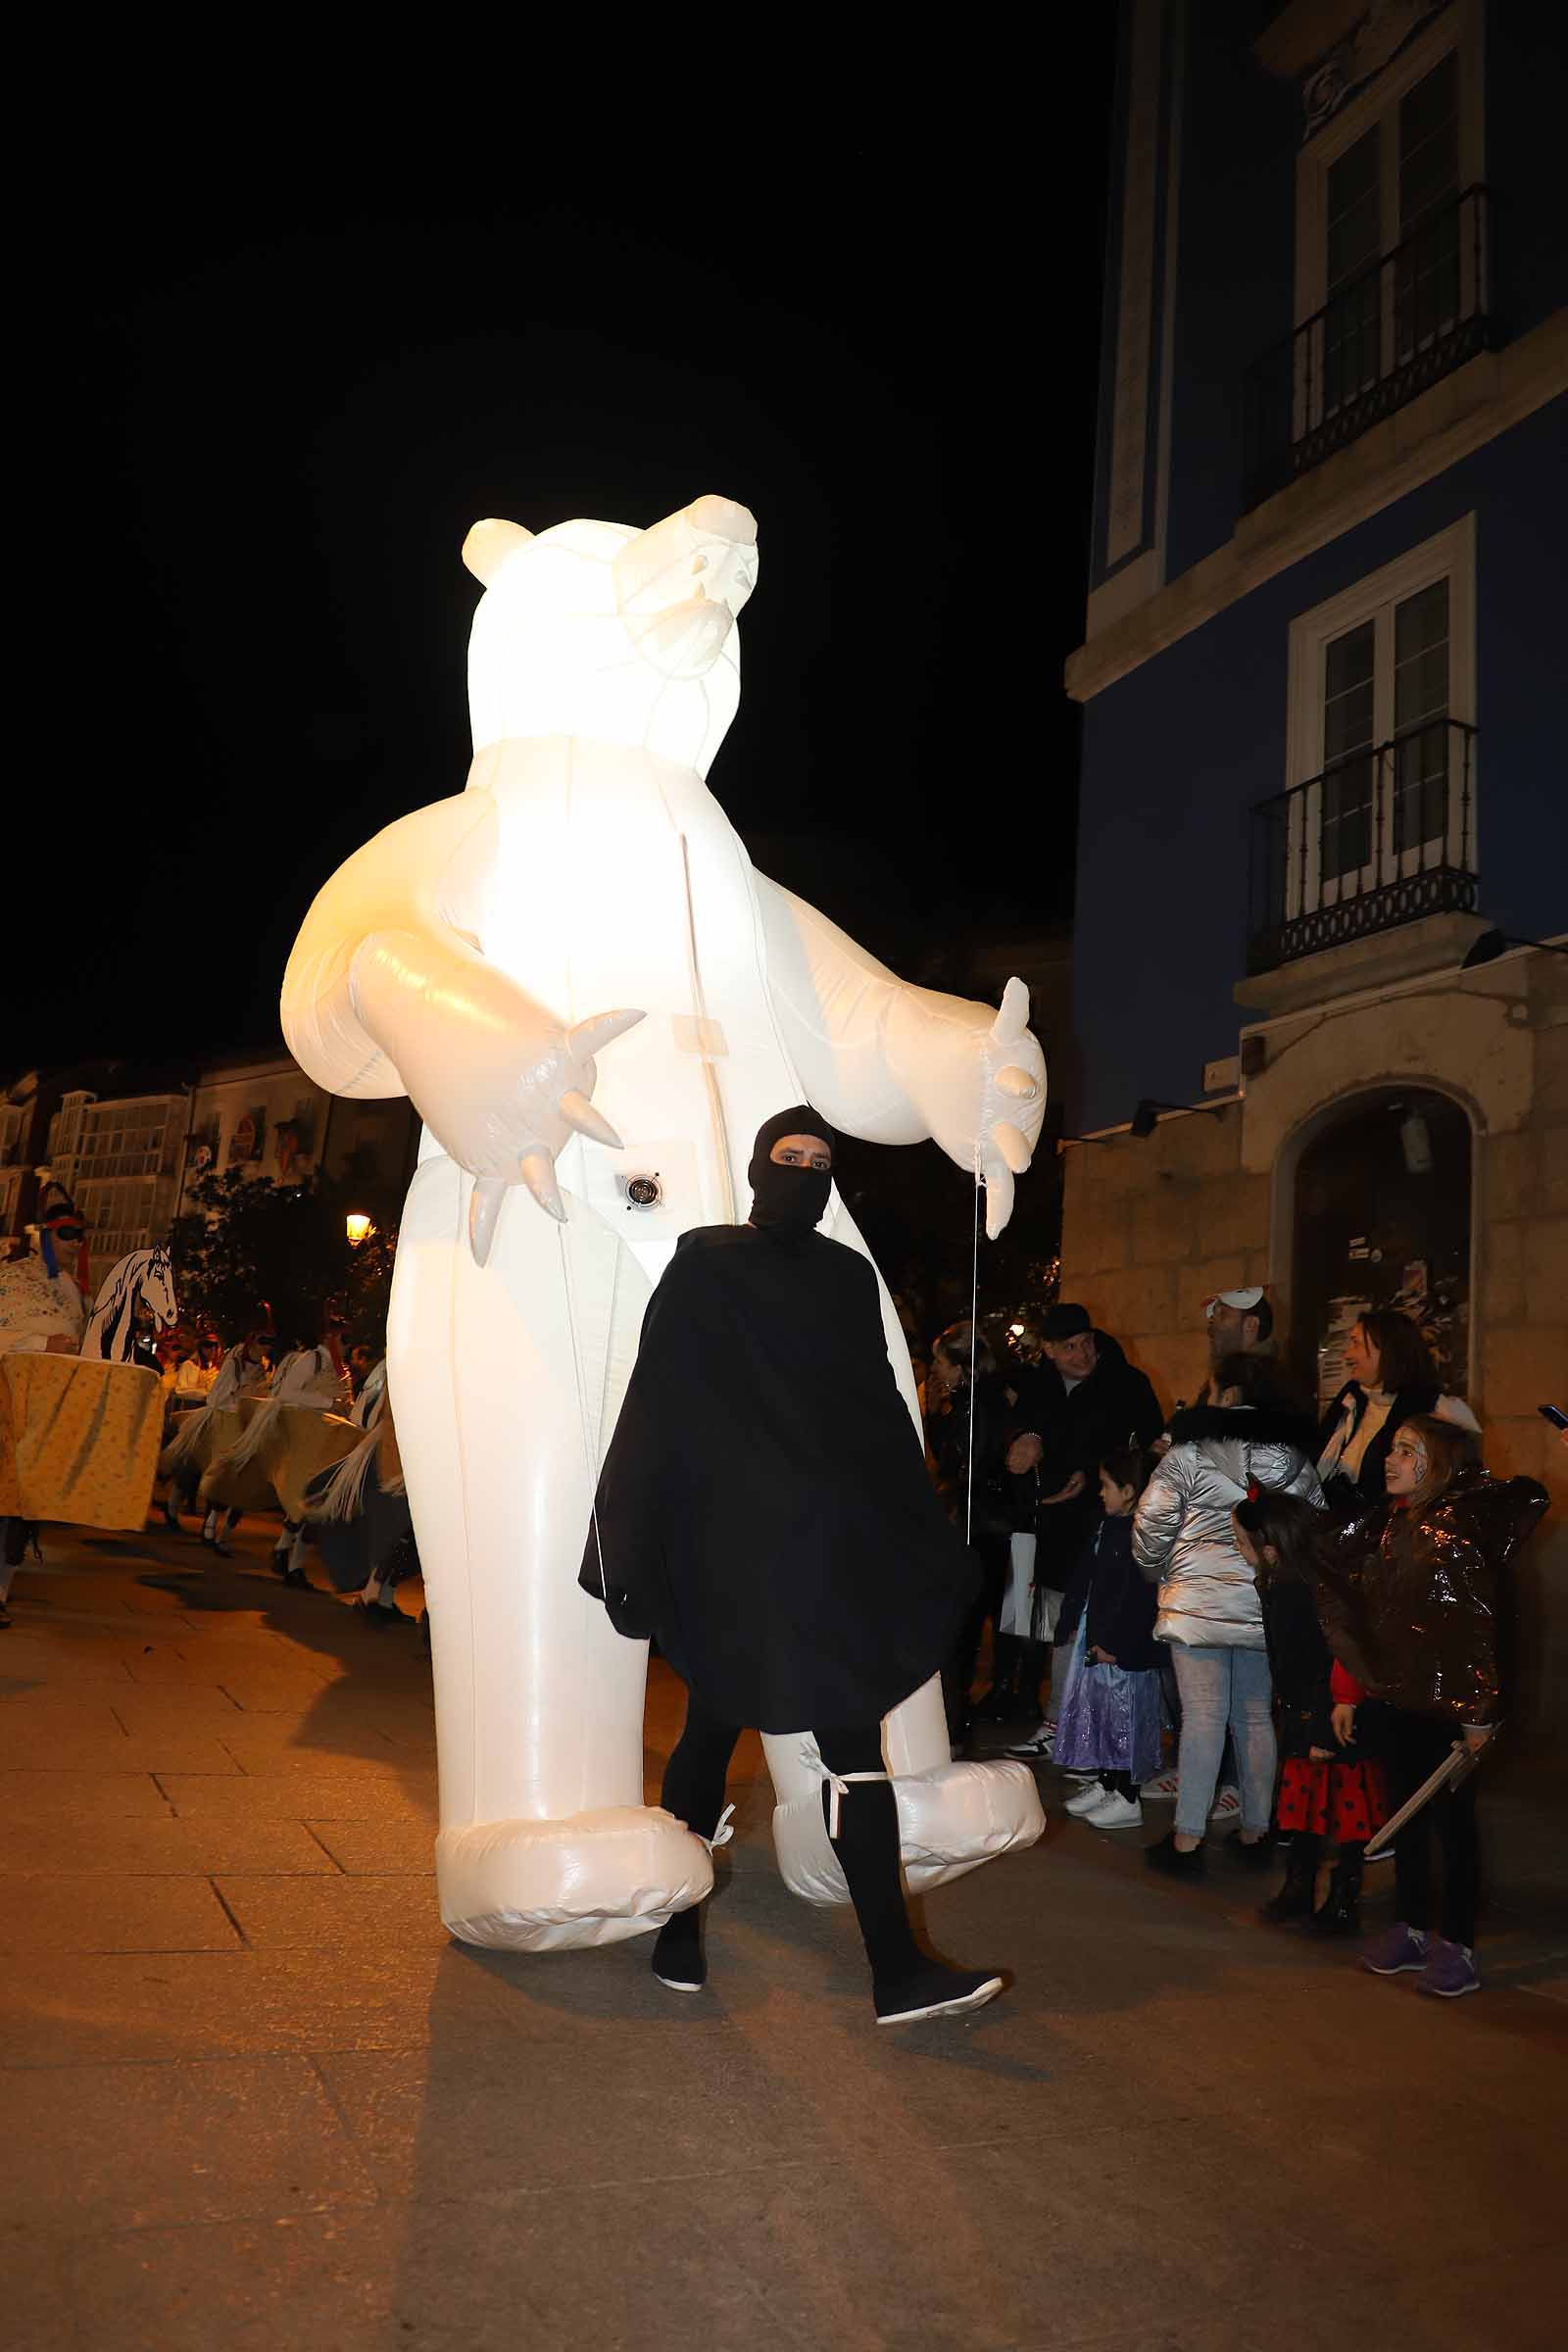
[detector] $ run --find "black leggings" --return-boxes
[662,1699,884,1839]
[661,1694,921,1987]
[1387,1707,1481,1947]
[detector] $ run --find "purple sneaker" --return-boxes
[1417,1938,1481,1999]
[1359,1922,1428,1976]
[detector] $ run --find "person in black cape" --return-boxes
[579,1106,1005,2026]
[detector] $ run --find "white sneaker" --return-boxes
[1064,1781,1110,1817]
[1209,1785,1241,1823]
[1142,1768,1180,1801]
[1083,1790,1144,1831]
[1005,1723,1056,1759]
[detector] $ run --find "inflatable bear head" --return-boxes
[463,496,758,775]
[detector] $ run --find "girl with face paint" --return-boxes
[579,1106,1005,2025]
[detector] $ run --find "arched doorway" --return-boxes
[1290,1086,1472,1413]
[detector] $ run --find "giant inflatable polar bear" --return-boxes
[282,495,1047,1951]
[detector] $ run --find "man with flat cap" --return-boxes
[581,1105,1004,2026]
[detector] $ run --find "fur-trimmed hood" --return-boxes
[1132,1405,1325,1649]
[1167,1401,1317,1453]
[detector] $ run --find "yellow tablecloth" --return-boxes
[0,1354,164,1530]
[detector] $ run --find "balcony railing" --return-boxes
[1247,717,1477,973]
[1242,185,1496,512]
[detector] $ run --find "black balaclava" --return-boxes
[747,1104,837,1233]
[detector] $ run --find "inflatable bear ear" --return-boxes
[462,519,534,586]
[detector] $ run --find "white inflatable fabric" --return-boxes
[769,1719,1050,1904]
[281,494,1047,1953]
[0,1252,86,1354]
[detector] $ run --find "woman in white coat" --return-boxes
[1134,1353,1323,1875]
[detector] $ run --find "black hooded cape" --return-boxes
[578,1223,981,1731]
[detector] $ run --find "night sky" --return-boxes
[26,67,1114,1077]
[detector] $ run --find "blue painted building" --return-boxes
[1059,0,1566,1728]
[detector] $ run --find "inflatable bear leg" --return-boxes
[763,1675,1047,1905]
[391,1155,712,1951]
[760,1214,1047,1904]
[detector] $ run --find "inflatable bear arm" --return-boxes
[282,790,638,1241]
[753,874,1047,1237]
[282,792,502,1101]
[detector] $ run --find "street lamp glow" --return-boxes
[345,1213,373,1246]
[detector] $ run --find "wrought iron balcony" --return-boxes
[1247,718,1477,973]
[1242,186,1496,512]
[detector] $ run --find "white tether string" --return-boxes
[965,1141,982,1548]
[799,1742,890,1838]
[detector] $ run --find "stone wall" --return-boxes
[1058,1102,1254,1414]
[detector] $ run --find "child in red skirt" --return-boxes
[1233,1490,1388,1935]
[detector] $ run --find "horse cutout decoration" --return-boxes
[80,1247,177,1363]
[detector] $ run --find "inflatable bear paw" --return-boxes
[435,1805,715,1952]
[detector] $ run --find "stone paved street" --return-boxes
[3,1517,1566,2350]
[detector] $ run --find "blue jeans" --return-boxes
[1171,1643,1276,1839]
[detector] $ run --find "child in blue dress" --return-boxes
[1054,1446,1164,1829]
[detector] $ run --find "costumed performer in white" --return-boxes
[264,1318,355,1583]
[584,1107,1004,2023]
[0,1183,92,1621]
[161,1310,274,1547]
[280,491,1047,1953]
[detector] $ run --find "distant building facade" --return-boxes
[2,1049,419,1296]
[0,1090,33,1235]
[46,1087,187,1289]
[1063,1,1566,1729]
[177,1053,332,1204]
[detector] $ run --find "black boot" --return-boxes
[651,1902,707,1991]
[1307,1845,1364,1936]
[1258,1832,1320,1925]
[824,1779,1004,2025]
[975,1634,1018,1722]
[1016,1638,1050,1722]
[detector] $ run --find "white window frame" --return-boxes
[1283,513,1477,923]
[1292,1,1486,435]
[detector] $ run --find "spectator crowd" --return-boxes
[3,1200,1554,2009]
[921,1285,1548,2002]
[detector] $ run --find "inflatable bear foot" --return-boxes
[770,1759,1047,1908]
[435,1805,715,1953]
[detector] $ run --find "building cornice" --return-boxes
[1064,308,1567,705]
[1254,0,1366,80]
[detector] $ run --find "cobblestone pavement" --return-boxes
[3,1515,1565,2350]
